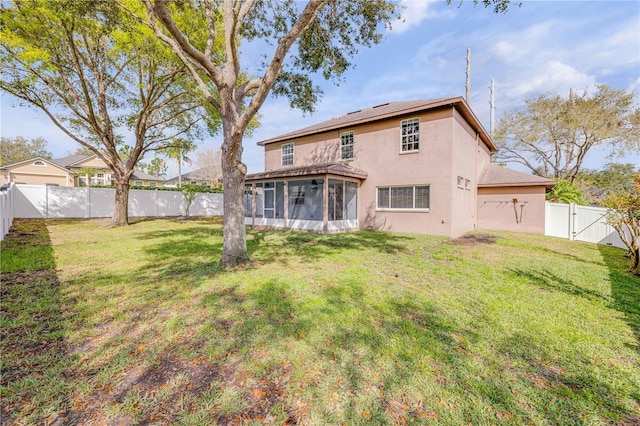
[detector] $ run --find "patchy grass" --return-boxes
[1,218,639,425]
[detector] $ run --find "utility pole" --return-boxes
[465,48,471,104]
[489,78,495,136]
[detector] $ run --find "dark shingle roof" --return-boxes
[51,154,93,167]
[478,164,555,188]
[246,162,367,181]
[164,168,212,183]
[258,97,496,151]
[131,170,164,181]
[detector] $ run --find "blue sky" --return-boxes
[1,0,638,176]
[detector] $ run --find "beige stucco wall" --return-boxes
[74,157,108,168]
[476,185,547,234]
[263,107,495,237]
[2,161,72,186]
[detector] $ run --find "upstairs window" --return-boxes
[401,118,420,152]
[281,142,294,166]
[341,131,354,160]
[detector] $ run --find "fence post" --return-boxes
[45,184,49,218]
[568,203,575,241]
[154,189,158,217]
[86,186,91,218]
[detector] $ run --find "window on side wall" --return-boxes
[340,131,354,160]
[149,182,157,187]
[281,142,294,166]
[377,185,429,210]
[400,118,420,152]
[135,181,143,186]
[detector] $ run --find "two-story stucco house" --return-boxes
[1,154,164,187]
[244,97,554,237]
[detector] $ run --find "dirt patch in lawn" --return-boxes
[450,233,500,246]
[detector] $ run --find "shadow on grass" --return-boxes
[135,222,225,284]
[0,219,74,424]
[505,268,609,302]
[599,245,640,356]
[247,229,412,265]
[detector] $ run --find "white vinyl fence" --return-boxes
[12,184,223,220]
[545,202,626,249]
[0,183,15,242]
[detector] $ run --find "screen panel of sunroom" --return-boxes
[288,179,323,222]
[329,179,357,221]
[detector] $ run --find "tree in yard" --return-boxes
[181,184,200,217]
[0,0,214,226]
[577,163,639,206]
[603,178,640,275]
[145,157,168,179]
[77,167,97,187]
[162,138,195,188]
[494,85,640,183]
[74,146,95,157]
[136,0,512,265]
[195,147,222,188]
[546,180,589,205]
[1,136,52,165]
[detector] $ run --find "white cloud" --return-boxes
[392,0,455,34]
[504,60,597,100]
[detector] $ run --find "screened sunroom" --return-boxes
[244,163,366,233]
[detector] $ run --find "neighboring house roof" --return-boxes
[246,162,368,181]
[164,168,213,184]
[258,97,497,152]
[478,164,555,188]
[130,170,164,181]
[51,154,98,167]
[1,157,77,174]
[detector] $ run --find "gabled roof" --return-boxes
[478,164,555,188]
[131,170,164,181]
[1,157,76,174]
[246,162,368,181]
[165,168,212,183]
[258,97,497,152]
[51,154,97,167]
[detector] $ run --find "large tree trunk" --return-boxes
[631,248,639,275]
[111,179,130,227]
[220,121,248,266]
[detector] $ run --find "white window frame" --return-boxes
[281,142,294,166]
[400,118,420,152]
[340,131,354,160]
[376,185,430,211]
[135,180,143,186]
[149,182,157,187]
[33,161,46,166]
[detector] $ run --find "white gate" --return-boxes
[545,202,626,249]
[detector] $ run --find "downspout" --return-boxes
[474,132,479,230]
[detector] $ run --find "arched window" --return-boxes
[33,160,45,166]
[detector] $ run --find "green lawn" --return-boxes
[1,218,639,425]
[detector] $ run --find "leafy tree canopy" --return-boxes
[546,180,589,205]
[577,163,639,206]
[0,0,216,225]
[495,85,640,183]
[603,178,640,275]
[1,136,52,165]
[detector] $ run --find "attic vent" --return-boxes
[372,103,390,108]
[346,109,362,115]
